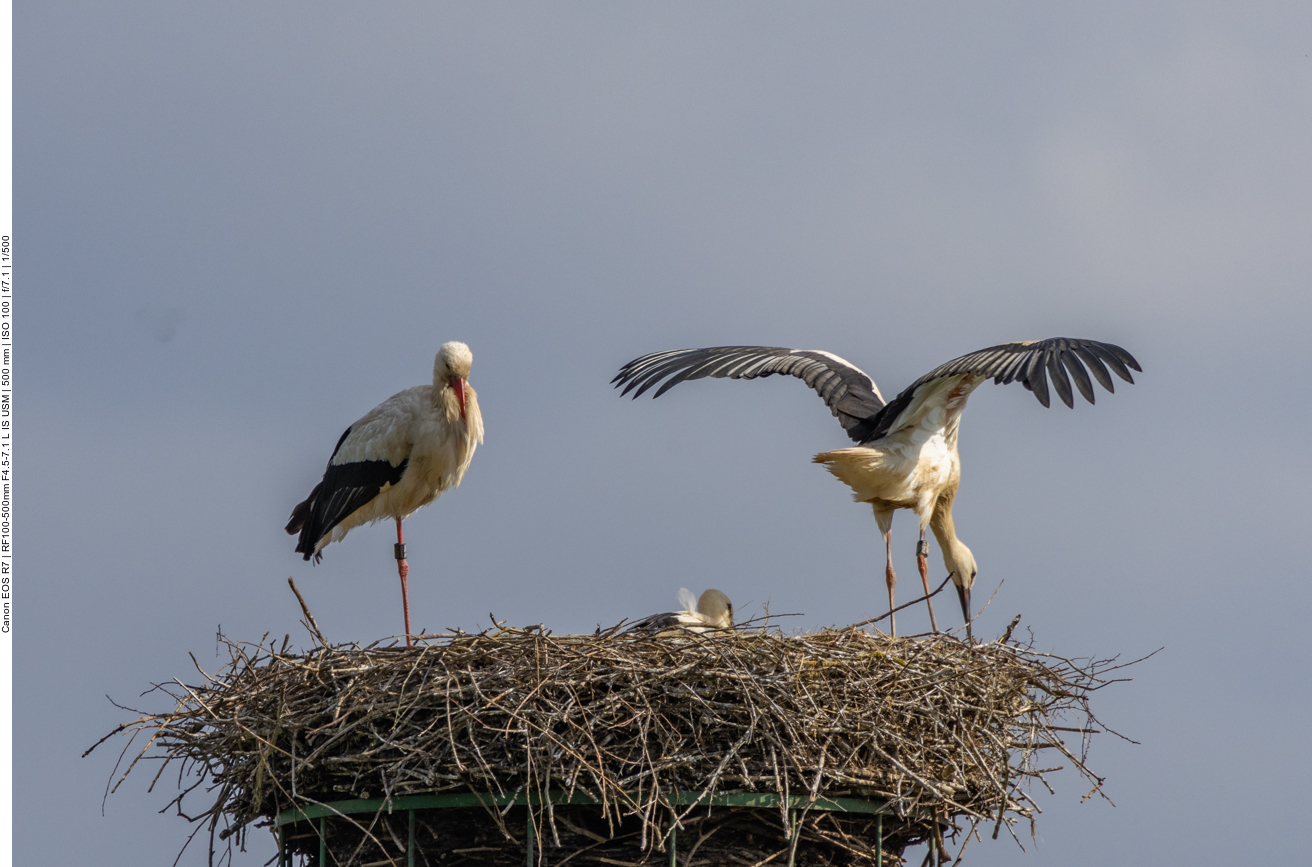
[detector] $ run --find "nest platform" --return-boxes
[91,623,1125,866]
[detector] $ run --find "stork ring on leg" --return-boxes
[394,517,413,647]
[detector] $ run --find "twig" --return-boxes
[286,577,326,646]
[849,576,953,628]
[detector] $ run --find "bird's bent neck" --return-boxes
[929,490,973,587]
[928,496,958,553]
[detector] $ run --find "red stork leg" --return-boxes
[395,517,412,647]
[917,530,939,633]
[884,531,897,638]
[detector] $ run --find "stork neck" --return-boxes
[929,498,957,552]
[929,492,974,588]
[929,493,964,563]
[435,379,474,434]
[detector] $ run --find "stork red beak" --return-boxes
[452,377,467,422]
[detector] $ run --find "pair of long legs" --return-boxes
[877,511,939,637]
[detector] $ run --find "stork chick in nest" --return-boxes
[632,588,735,634]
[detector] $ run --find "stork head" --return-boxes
[435,341,473,421]
[942,539,978,640]
[697,589,734,630]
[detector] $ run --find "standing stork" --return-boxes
[286,341,484,646]
[613,338,1140,638]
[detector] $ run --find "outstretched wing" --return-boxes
[850,337,1141,442]
[613,346,886,442]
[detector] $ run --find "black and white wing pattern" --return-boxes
[285,424,409,562]
[613,346,886,442]
[850,338,1141,442]
[627,610,697,633]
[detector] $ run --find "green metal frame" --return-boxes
[277,790,886,867]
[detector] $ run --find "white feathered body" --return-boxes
[319,383,483,551]
[815,374,982,526]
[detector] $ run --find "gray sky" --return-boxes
[19,3,1312,864]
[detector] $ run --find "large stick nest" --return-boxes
[89,621,1135,866]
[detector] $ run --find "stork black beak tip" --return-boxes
[956,584,973,642]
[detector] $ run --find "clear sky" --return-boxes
[20,3,1312,864]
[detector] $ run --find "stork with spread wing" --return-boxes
[614,339,1140,638]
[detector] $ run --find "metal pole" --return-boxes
[876,813,882,867]
[668,806,677,867]
[526,808,536,866]
[408,809,416,867]
[319,816,326,867]
[787,810,797,867]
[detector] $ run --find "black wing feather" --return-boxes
[1025,349,1051,408]
[1087,342,1137,383]
[626,611,683,633]
[288,451,409,562]
[848,338,1140,442]
[1046,349,1075,409]
[1061,348,1096,404]
[1072,346,1114,392]
[613,346,885,442]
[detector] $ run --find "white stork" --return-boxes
[632,588,735,634]
[613,338,1140,639]
[286,341,484,646]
